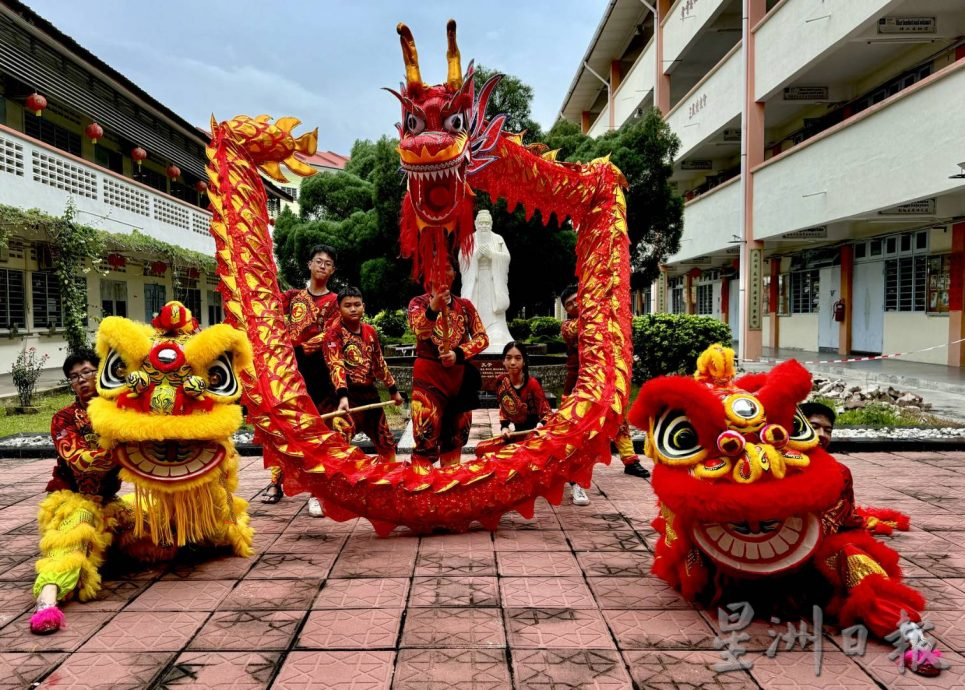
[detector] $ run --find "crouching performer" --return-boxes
[30,302,254,634]
[629,344,944,677]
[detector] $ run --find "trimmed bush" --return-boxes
[528,316,563,341]
[631,313,733,382]
[371,308,407,338]
[509,318,531,341]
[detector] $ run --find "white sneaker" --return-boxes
[307,496,324,518]
[571,484,590,506]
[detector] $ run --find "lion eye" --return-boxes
[99,349,128,390]
[790,408,818,444]
[206,353,238,398]
[654,409,704,462]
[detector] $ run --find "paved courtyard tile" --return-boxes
[0,449,962,687]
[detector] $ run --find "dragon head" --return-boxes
[209,114,318,183]
[87,301,253,486]
[388,19,505,286]
[629,344,844,576]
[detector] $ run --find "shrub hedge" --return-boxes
[631,313,733,382]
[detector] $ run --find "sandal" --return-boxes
[261,483,282,504]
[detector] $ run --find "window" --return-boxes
[0,268,25,328]
[94,146,123,174]
[207,290,223,325]
[23,116,81,156]
[31,270,62,329]
[267,196,281,216]
[926,255,951,314]
[696,284,714,315]
[175,285,202,316]
[884,256,926,312]
[100,280,128,317]
[668,277,684,314]
[144,283,166,321]
[788,270,819,314]
[133,166,166,193]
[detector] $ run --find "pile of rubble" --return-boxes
[811,377,930,413]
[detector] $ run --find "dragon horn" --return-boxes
[275,116,301,133]
[397,23,423,89]
[446,19,462,90]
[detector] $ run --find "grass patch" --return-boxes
[0,391,74,437]
[836,402,960,429]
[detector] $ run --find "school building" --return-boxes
[560,0,965,367]
[0,0,306,372]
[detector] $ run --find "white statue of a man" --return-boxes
[460,209,512,353]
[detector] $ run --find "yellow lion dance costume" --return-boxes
[30,302,253,633]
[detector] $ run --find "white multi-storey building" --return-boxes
[561,0,965,368]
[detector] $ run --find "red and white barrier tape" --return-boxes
[754,337,965,365]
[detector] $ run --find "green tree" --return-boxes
[585,109,684,286]
[473,66,543,144]
[298,171,373,221]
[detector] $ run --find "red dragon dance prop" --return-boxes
[628,344,933,642]
[207,20,631,534]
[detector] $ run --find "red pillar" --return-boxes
[655,0,672,114]
[839,245,853,356]
[948,222,965,367]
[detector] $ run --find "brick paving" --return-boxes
[0,443,963,688]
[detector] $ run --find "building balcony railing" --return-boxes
[753,61,965,240]
[670,176,741,264]
[753,0,893,101]
[612,40,656,128]
[662,0,732,71]
[665,42,742,161]
[0,124,214,254]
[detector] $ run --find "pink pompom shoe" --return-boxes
[29,603,65,635]
[904,647,943,677]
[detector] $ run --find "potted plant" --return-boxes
[10,344,48,414]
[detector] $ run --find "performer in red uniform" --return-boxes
[496,341,552,439]
[408,260,488,467]
[323,287,404,460]
[264,244,340,514]
[560,284,650,481]
[30,350,134,634]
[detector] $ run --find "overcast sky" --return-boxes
[25,0,608,154]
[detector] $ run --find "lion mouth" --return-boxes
[689,513,821,575]
[116,441,225,483]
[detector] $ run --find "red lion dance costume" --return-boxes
[629,344,943,675]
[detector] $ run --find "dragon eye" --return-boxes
[790,408,818,445]
[444,112,465,133]
[405,113,425,135]
[99,349,128,390]
[206,353,238,398]
[653,409,705,463]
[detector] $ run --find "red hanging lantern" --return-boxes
[150,260,168,276]
[194,180,208,194]
[268,217,276,226]
[166,164,181,180]
[85,122,104,144]
[687,267,703,280]
[731,258,740,270]
[130,146,147,169]
[187,267,200,280]
[25,93,47,116]
[106,253,127,269]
